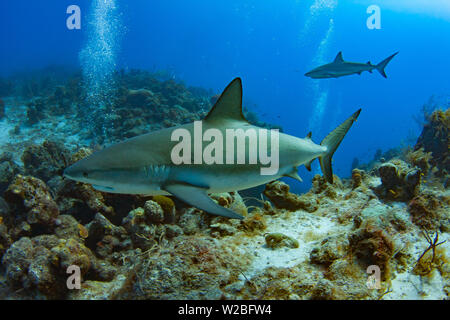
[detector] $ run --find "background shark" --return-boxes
[305,51,399,79]
[64,78,361,219]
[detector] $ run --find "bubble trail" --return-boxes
[79,0,123,142]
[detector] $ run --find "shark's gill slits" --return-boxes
[143,165,170,183]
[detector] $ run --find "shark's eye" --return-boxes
[83,172,89,178]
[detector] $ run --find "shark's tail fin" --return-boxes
[319,109,361,183]
[375,52,399,78]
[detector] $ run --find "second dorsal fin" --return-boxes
[204,78,247,123]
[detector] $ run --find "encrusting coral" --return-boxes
[374,159,422,201]
[4,175,60,238]
[414,108,449,176]
[263,181,318,212]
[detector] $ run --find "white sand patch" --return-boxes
[244,211,347,278]
[387,270,446,300]
[0,119,14,147]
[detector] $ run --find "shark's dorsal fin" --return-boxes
[306,131,312,140]
[334,52,344,63]
[205,78,247,123]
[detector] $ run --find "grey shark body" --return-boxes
[305,51,398,79]
[64,78,361,219]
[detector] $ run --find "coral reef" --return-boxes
[4,175,60,239]
[21,140,69,183]
[414,108,449,176]
[374,159,422,201]
[0,153,21,194]
[0,69,448,300]
[263,181,318,212]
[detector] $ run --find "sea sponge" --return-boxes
[351,169,364,189]
[265,233,299,249]
[152,195,176,223]
[374,160,422,201]
[263,181,318,212]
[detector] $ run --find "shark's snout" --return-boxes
[62,165,73,179]
[63,161,89,182]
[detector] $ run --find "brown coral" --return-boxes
[263,181,318,212]
[4,175,59,233]
[414,108,449,176]
[375,160,422,201]
[349,221,395,281]
[408,193,448,231]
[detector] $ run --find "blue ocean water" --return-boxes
[1,0,449,192]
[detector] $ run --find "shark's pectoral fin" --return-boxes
[164,183,244,220]
[284,167,302,182]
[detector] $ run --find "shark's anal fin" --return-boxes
[284,167,302,182]
[165,183,244,220]
[305,159,313,172]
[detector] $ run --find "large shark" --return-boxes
[64,78,361,220]
[305,51,398,79]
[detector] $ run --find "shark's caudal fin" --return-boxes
[319,109,361,183]
[375,52,399,78]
